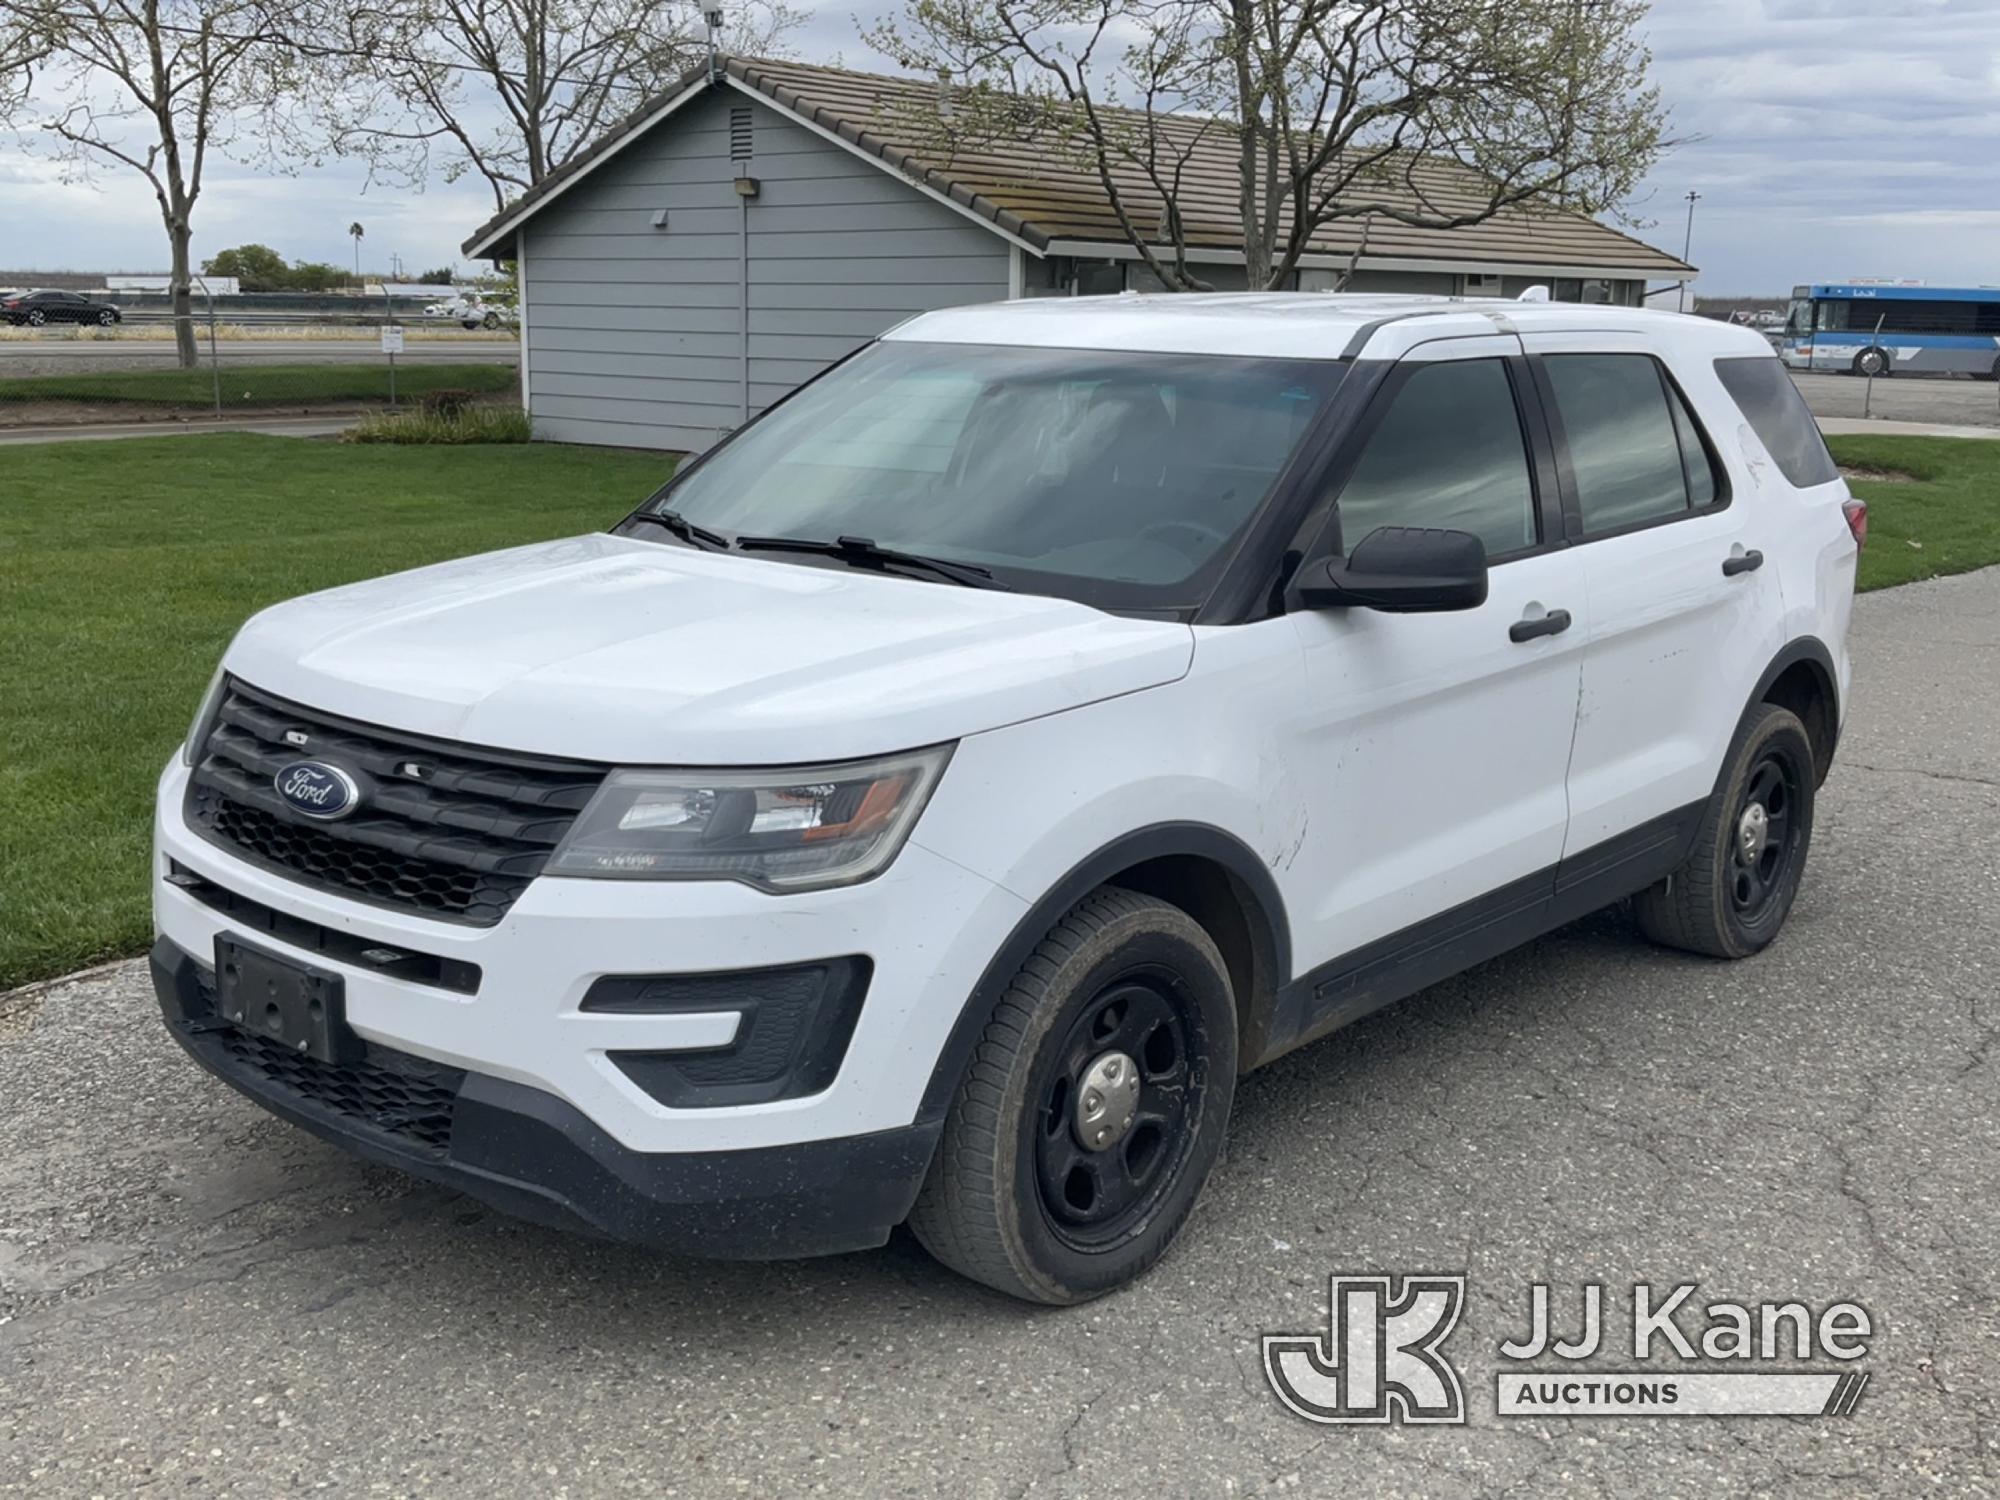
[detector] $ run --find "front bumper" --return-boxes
[154,756,1029,1155]
[151,938,939,1256]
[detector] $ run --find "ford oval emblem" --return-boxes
[274,760,361,821]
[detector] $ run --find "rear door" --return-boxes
[1523,332,1786,860]
[1284,336,1587,992]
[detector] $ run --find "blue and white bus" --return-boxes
[1780,284,2000,379]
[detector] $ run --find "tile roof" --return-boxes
[465,55,1693,278]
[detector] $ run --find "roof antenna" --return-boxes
[1516,285,1551,302]
[703,3,724,82]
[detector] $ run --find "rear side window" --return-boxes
[1713,357,1840,488]
[1543,354,1728,534]
[1544,354,1689,532]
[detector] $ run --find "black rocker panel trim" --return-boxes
[1252,801,1705,1068]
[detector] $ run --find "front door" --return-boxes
[1283,338,1587,1016]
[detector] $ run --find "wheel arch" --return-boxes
[915,823,1292,1125]
[1748,637,1841,785]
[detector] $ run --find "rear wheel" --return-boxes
[1636,703,1815,959]
[909,887,1236,1304]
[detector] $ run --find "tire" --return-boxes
[97,308,115,326]
[1852,347,1891,378]
[1636,703,1815,959]
[482,310,500,329]
[909,887,1237,1304]
[26,308,45,327]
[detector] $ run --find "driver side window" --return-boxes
[1334,358,1538,559]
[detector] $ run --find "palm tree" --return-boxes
[349,222,364,285]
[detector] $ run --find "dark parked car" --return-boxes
[2,289,123,327]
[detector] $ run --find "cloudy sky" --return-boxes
[2,0,1997,296]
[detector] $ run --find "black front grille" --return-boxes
[186,680,608,925]
[219,1028,462,1153]
[189,966,464,1154]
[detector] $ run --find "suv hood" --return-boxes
[224,534,1194,764]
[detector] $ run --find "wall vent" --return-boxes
[730,107,753,162]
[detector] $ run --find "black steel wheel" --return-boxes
[1637,703,1816,959]
[1032,969,1205,1250]
[910,887,1236,1304]
[1727,749,1803,931]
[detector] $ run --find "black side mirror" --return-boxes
[1290,526,1489,613]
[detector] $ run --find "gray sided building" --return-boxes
[465,57,1696,454]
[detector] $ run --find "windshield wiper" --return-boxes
[627,508,730,551]
[733,533,1011,590]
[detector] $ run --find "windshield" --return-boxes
[636,340,1346,611]
[1784,298,1813,336]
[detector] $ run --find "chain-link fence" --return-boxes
[0,298,519,427]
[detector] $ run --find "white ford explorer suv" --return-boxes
[153,294,1863,1303]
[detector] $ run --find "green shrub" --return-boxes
[420,387,478,418]
[346,405,532,444]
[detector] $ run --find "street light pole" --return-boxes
[1678,190,1701,313]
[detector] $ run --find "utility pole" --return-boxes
[1677,191,1701,313]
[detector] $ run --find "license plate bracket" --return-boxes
[213,936,355,1065]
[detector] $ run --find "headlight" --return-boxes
[180,667,227,766]
[547,745,953,891]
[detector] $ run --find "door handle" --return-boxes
[1722,549,1765,577]
[1509,608,1572,643]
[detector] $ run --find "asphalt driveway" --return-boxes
[3,570,1998,1498]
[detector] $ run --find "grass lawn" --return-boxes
[0,434,672,990]
[1,430,1994,992]
[1825,434,2000,592]
[0,361,515,409]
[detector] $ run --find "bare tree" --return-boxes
[0,0,318,365]
[327,0,800,212]
[869,0,1670,291]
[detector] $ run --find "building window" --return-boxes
[1463,273,1503,296]
[1076,261,1124,296]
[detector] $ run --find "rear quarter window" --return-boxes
[1713,357,1840,488]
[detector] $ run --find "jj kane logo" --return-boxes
[1263,1277,1873,1425]
[1262,1275,1467,1424]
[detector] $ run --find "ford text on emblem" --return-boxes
[274,760,361,820]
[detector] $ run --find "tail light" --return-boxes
[1842,498,1868,550]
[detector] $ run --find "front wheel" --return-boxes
[1636,703,1815,959]
[481,310,500,329]
[26,308,45,327]
[97,308,116,326]
[910,887,1237,1304]
[1852,347,1892,378]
